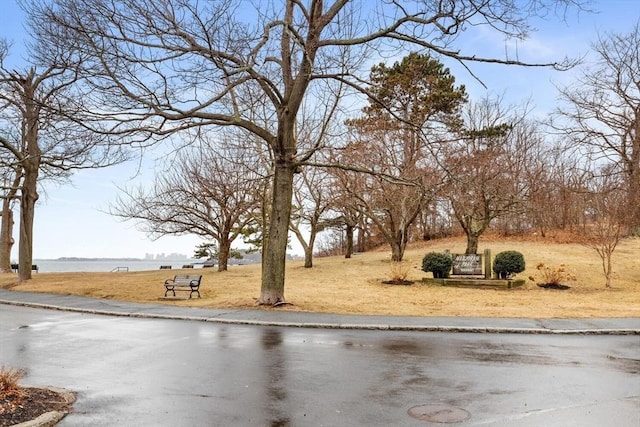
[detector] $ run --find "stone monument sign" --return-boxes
[452,254,483,275]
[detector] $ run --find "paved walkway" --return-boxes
[0,288,638,334]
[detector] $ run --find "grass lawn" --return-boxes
[1,235,639,318]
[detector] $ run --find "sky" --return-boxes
[0,0,638,260]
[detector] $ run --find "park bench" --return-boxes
[164,274,202,299]
[10,264,38,273]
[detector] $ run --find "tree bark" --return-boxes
[605,254,612,288]
[18,164,39,282]
[466,232,480,255]
[0,169,20,273]
[259,162,295,304]
[291,227,311,267]
[390,242,403,262]
[303,246,313,268]
[18,76,41,282]
[303,228,316,268]
[0,203,15,273]
[344,224,354,259]
[391,228,409,262]
[217,238,231,272]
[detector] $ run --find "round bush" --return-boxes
[422,252,453,278]
[493,251,526,279]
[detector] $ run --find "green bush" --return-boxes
[493,251,526,279]
[422,252,453,278]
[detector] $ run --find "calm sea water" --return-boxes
[31,260,204,273]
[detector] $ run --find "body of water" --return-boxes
[31,259,204,273]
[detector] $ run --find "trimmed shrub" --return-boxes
[422,252,453,278]
[493,251,526,279]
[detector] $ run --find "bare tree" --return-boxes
[554,21,640,235]
[0,37,128,281]
[516,144,566,236]
[31,0,584,303]
[0,164,21,273]
[491,118,565,237]
[333,130,442,262]
[519,145,598,236]
[444,97,532,254]
[290,164,334,268]
[581,171,627,288]
[328,195,364,258]
[112,138,266,272]
[0,71,21,273]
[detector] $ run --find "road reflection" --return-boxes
[261,328,291,426]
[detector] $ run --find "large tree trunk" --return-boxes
[0,170,20,273]
[390,242,404,262]
[292,229,311,267]
[0,203,15,273]
[303,245,313,268]
[18,165,39,282]
[259,163,295,304]
[344,224,354,259]
[303,227,316,268]
[217,238,231,272]
[457,214,488,255]
[465,232,480,255]
[16,76,41,282]
[357,220,369,252]
[391,228,409,262]
[291,221,314,268]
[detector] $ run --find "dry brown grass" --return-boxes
[0,366,26,402]
[1,236,639,318]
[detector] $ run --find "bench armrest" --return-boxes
[164,279,174,285]
[189,279,200,286]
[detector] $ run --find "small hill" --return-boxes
[2,235,638,318]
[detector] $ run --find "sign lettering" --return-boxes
[452,254,483,275]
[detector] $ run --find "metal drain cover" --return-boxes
[408,404,471,423]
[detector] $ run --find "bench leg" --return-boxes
[164,286,176,297]
[189,289,201,299]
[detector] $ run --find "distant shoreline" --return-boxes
[21,259,203,273]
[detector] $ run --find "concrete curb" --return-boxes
[1,298,638,335]
[12,387,76,427]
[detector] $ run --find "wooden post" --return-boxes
[484,248,491,279]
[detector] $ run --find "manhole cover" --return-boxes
[408,404,471,423]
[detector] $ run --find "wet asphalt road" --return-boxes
[1,305,639,426]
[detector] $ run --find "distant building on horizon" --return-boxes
[144,252,190,260]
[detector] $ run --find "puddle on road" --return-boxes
[408,403,471,423]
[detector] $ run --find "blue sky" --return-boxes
[1,0,638,259]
